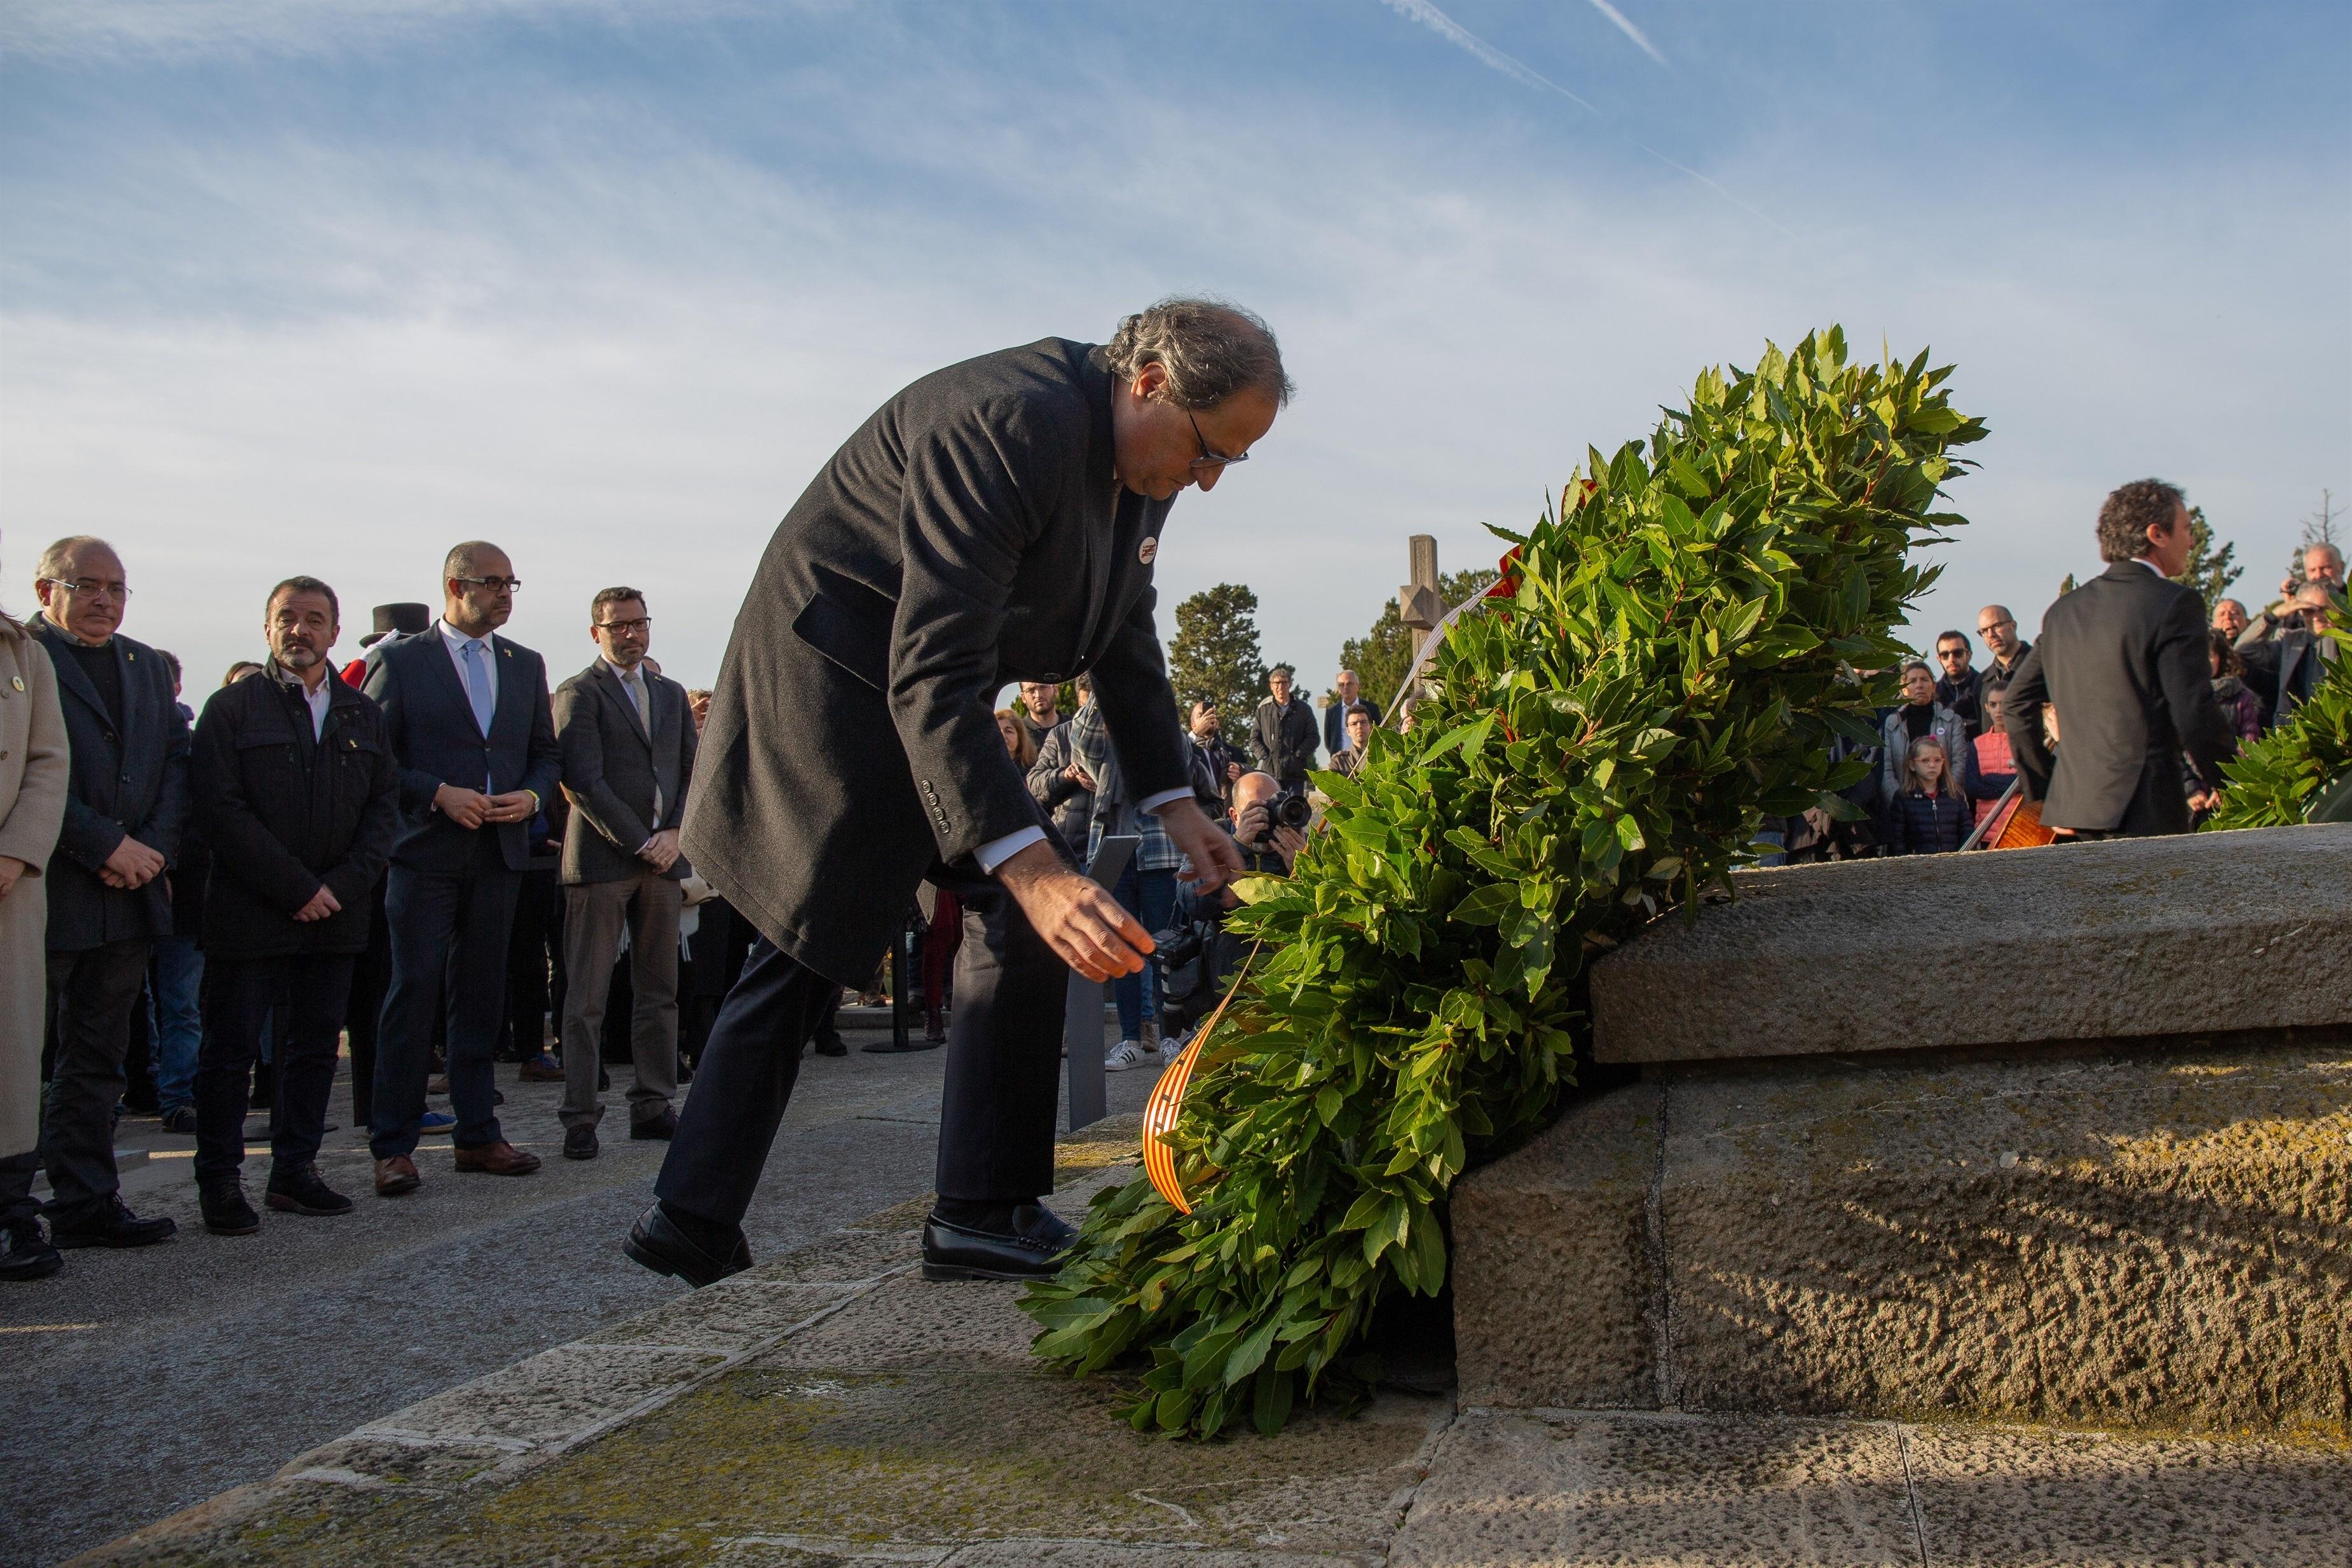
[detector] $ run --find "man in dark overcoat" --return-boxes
[2005,479,2237,838]
[627,298,1283,1287]
[188,576,398,1234]
[19,536,188,1249]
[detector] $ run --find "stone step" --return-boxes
[1453,823,2352,1437]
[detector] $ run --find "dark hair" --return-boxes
[2096,479,2185,565]
[591,586,646,621]
[222,660,263,687]
[1343,700,1379,724]
[2208,627,2244,678]
[267,575,340,626]
[443,541,507,580]
[1934,629,1969,650]
[1897,657,1933,681]
[156,649,182,682]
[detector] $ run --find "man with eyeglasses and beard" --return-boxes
[1974,604,2032,722]
[186,577,399,1234]
[362,542,561,1198]
[626,297,1279,1290]
[15,536,189,1250]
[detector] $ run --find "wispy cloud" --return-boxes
[1585,0,1667,68]
[1374,0,1595,111]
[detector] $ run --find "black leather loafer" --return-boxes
[623,1202,750,1288]
[51,1197,177,1250]
[920,1203,1078,1282]
[563,1124,599,1161]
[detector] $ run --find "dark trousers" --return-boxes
[503,867,562,1058]
[40,939,151,1224]
[0,1150,43,1229]
[372,836,520,1159]
[196,955,355,1184]
[655,878,1066,1230]
[2069,758,2193,840]
[345,887,391,1127]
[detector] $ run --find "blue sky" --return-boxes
[3,0,2346,700]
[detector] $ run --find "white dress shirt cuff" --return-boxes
[975,826,1048,875]
[1136,787,1192,814]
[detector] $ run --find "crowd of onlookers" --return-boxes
[0,520,2339,1283]
[0,528,1383,1285]
[1762,538,2342,862]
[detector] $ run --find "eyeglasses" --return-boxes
[1977,618,2014,635]
[1936,648,1969,660]
[454,575,522,593]
[1187,412,1249,472]
[39,577,131,600]
[595,617,651,634]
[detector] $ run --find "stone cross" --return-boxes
[1400,534,1442,663]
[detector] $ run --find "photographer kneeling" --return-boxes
[1154,770,1308,1042]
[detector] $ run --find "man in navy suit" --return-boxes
[362,543,561,1196]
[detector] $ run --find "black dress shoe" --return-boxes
[0,1218,62,1281]
[920,1203,1078,1282]
[812,1032,849,1058]
[52,1196,177,1250]
[200,1180,261,1236]
[623,1202,749,1289]
[265,1162,353,1217]
[629,1110,678,1141]
[563,1124,599,1161]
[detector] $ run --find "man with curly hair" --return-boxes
[2003,479,2238,837]
[626,300,1277,1288]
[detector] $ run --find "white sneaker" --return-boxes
[1156,1028,1189,1064]
[1104,1039,1154,1072]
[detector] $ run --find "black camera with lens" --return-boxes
[1271,788,1314,831]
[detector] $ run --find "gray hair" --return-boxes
[1105,296,1292,411]
[36,535,119,582]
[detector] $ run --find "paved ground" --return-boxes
[64,1133,2352,1568]
[0,1016,1158,1568]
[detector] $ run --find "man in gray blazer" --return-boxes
[552,587,696,1161]
[627,299,1280,1289]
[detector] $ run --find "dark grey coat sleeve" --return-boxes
[886,398,1068,861]
[2157,588,2237,787]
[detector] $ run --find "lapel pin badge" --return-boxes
[1137,536,1159,565]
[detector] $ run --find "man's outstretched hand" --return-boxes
[995,840,1152,983]
[1156,798,1245,894]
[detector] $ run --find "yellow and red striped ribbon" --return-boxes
[1141,937,1261,1215]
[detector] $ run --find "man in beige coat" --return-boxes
[1,593,72,1281]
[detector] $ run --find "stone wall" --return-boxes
[1453,824,2352,1434]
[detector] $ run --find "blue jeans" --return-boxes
[1109,866,1179,1040]
[149,935,205,1114]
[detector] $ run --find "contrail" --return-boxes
[1376,0,1596,112]
[1586,0,1668,68]
[1375,0,1785,238]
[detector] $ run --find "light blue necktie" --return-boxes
[460,639,495,735]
